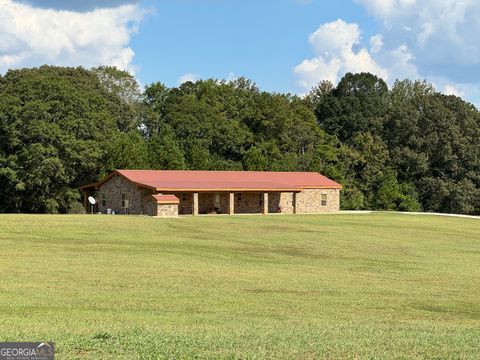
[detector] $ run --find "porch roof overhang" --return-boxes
[151,194,180,204]
[79,169,343,193]
[79,172,157,192]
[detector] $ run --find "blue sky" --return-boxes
[2,0,480,105]
[133,0,377,92]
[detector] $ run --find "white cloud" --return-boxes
[295,2,480,106]
[178,73,200,85]
[379,44,420,81]
[443,84,464,97]
[370,34,383,53]
[444,83,480,106]
[0,0,147,74]
[294,19,388,90]
[294,57,341,89]
[18,0,139,12]
[308,19,360,56]
[352,0,480,106]
[355,0,480,65]
[176,72,242,86]
[354,0,417,18]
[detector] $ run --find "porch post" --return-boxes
[83,191,88,212]
[262,192,268,214]
[193,192,199,215]
[293,192,298,214]
[229,192,234,215]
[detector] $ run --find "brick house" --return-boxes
[80,170,342,217]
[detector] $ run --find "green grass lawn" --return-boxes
[0,213,479,359]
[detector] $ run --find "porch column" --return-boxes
[262,192,268,214]
[82,191,87,212]
[293,192,298,214]
[193,192,199,215]
[229,192,234,215]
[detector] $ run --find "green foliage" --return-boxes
[304,80,334,111]
[186,139,212,170]
[92,66,141,105]
[1,66,478,214]
[243,146,268,170]
[340,186,365,210]
[375,169,422,211]
[147,125,186,170]
[107,131,149,170]
[313,75,480,214]
[0,66,135,213]
[142,81,170,136]
[382,80,480,214]
[316,73,389,142]
[68,201,87,214]
[446,179,480,215]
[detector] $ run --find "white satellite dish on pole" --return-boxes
[88,196,96,214]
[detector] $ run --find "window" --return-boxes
[214,194,220,208]
[321,194,327,206]
[101,193,106,207]
[121,193,129,208]
[182,193,187,202]
[237,193,242,202]
[258,193,263,206]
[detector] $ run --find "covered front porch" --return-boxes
[163,191,297,215]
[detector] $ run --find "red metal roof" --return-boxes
[113,170,342,191]
[151,194,180,204]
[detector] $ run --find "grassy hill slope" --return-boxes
[0,213,479,359]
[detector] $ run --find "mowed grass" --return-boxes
[0,213,479,359]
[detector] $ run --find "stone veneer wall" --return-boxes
[295,188,340,214]
[234,192,264,214]
[156,204,179,217]
[145,199,157,216]
[220,193,231,214]
[96,183,340,216]
[164,193,193,215]
[269,192,295,214]
[97,174,152,215]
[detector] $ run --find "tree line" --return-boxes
[0,66,479,214]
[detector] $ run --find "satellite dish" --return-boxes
[88,196,96,205]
